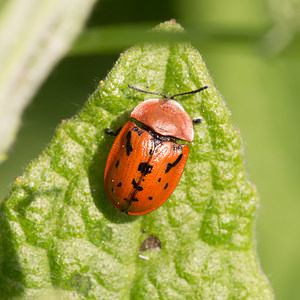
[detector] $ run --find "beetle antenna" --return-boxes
[170,85,209,99]
[128,85,168,99]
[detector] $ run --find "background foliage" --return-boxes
[0,0,299,299]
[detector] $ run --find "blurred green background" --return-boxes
[0,0,299,299]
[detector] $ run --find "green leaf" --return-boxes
[0,21,273,299]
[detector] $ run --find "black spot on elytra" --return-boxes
[132,179,143,191]
[164,183,169,189]
[126,131,133,156]
[115,160,120,168]
[158,178,161,182]
[117,182,122,187]
[140,235,162,252]
[138,130,143,136]
[111,188,114,193]
[131,179,138,188]
[132,197,139,202]
[148,196,153,200]
[138,162,153,175]
[165,153,183,173]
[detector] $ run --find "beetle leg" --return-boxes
[104,127,122,136]
[192,118,202,125]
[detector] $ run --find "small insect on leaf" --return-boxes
[104,85,208,215]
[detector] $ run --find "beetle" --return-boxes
[104,84,208,215]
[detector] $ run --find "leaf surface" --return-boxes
[0,21,273,299]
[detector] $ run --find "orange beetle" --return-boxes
[104,85,208,215]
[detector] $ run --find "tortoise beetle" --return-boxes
[104,84,208,215]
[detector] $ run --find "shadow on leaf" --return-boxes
[0,203,24,298]
[88,110,139,223]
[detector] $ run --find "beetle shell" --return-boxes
[104,121,189,215]
[131,99,194,142]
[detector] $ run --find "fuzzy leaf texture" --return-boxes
[0,21,273,299]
